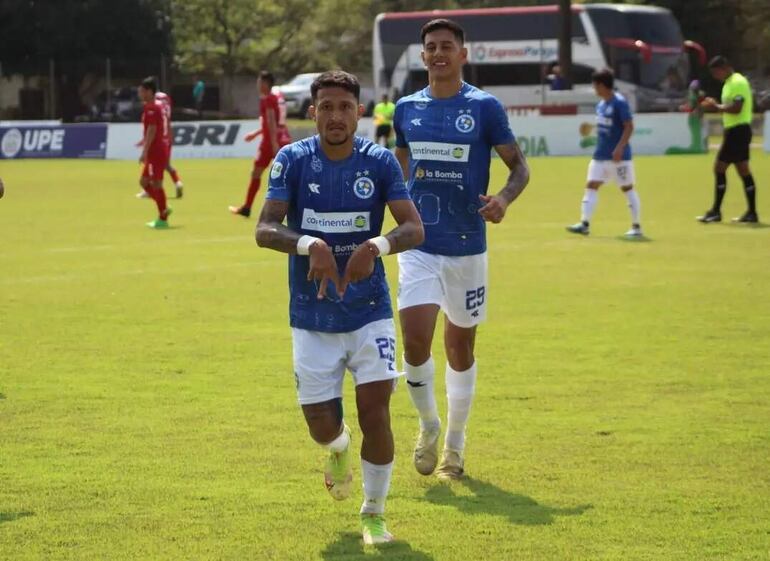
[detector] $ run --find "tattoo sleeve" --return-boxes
[383,199,424,254]
[495,141,530,205]
[255,199,301,254]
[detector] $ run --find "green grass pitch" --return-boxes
[1,152,769,560]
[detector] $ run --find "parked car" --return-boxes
[83,87,143,122]
[277,72,374,119]
[277,73,321,118]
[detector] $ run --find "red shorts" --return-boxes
[254,144,276,168]
[254,128,292,168]
[142,152,169,182]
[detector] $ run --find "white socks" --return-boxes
[624,189,641,224]
[360,459,393,515]
[324,424,350,453]
[581,188,641,225]
[404,356,440,431]
[581,188,598,223]
[445,362,477,452]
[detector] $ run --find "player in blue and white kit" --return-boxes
[567,68,643,237]
[256,71,423,545]
[393,19,530,480]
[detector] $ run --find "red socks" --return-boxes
[148,186,168,219]
[244,177,261,209]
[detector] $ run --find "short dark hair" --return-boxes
[421,18,465,45]
[258,70,275,86]
[591,68,614,89]
[310,70,360,101]
[140,76,157,93]
[708,55,730,69]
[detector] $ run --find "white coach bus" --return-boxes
[372,3,706,113]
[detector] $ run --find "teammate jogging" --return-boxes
[393,19,530,480]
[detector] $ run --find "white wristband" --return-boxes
[368,236,391,256]
[297,235,321,255]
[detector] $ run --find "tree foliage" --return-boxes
[0,0,170,76]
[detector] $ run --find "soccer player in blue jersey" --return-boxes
[256,70,424,544]
[393,19,530,480]
[567,68,643,237]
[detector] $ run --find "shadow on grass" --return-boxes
[424,477,592,526]
[321,531,434,561]
[713,221,770,229]
[0,512,34,524]
[615,234,654,242]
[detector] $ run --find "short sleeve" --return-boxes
[265,147,294,202]
[380,150,410,202]
[618,98,633,123]
[483,96,515,147]
[393,102,408,148]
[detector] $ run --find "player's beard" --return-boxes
[326,135,349,146]
[324,129,350,146]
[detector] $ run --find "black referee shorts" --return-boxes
[375,124,392,138]
[718,123,752,163]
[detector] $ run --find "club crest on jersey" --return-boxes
[270,161,283,179]
[455,112,475,133]
[311,155,323,173]
[353,174,375,199]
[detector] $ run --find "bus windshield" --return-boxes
[586,7,688,92]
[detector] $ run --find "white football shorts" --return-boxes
[397,249,488,328]
[587,159,636,187]
[291,318,399,405]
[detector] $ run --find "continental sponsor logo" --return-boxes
[413,166,465,183]
[409,141,470,163]
[301,209,371,233]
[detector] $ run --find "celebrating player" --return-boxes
[566,68,643,237]
[230,71,289,218]
[393,19,529,480]
[697,56,759,223]
[256,70,423,544]
[136,90,183,199]
[137,77,172,229]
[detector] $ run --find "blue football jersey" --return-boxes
[266,135,410,333]
[394,82,514,256]
[594,92,633,161]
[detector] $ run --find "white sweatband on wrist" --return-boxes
[368,236,391,256]
[297,235,321,255]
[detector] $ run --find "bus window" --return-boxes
[475,64,543,87]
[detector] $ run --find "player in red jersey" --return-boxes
[138,77,172,229]
[136,90,183,199]
[229,70,291,218]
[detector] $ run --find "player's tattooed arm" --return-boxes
[479,141,530,223]
[340,199,423,294]
[255,199,301,253]
[394,147,411,180]
[383,199,424,254]
[257,199,340,299]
